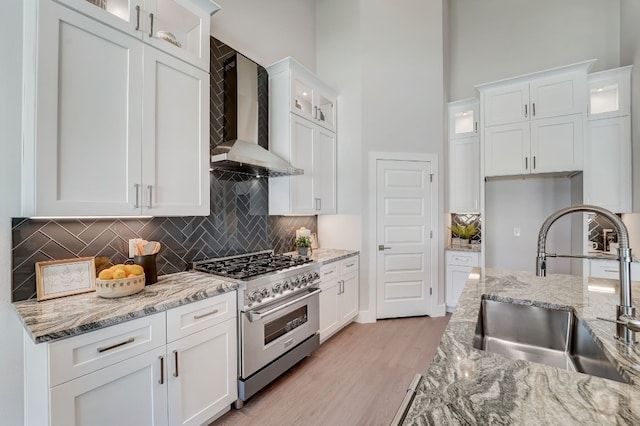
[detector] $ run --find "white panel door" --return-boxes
[142,46,209,216]
[530,114,583,174]
[35,0,142,216]
[290,115,316,214]
[376,159,434,318]
[50,346,167,426]
[484,122,530,177]
[167,319,236,426]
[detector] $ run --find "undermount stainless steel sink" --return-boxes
[472,296,630,384]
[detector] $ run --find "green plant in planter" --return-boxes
[295,236,311,248]
[449,224,479,240]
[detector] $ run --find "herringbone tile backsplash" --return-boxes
[10,37,317,302]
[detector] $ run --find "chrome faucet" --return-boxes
[536,205,639,344]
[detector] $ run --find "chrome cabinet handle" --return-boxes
[524,104,528,118]
[346,263,355,268]
[474,121,478,133]
[173,350,179,377]
[315,198,321,211]
[378,245,392,251]
[147,185,153,208]
[532,102,536,117]
[135,5,141,31]
[97,337,135,353]
[533,156,536,169]
[149,13,154,37]
[525,157,528,170]
[314,106,318,119]
[134,183,140,208]
[159,356,164,384]
[194,309,219,320]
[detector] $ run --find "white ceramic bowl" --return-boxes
[96,274,145,298]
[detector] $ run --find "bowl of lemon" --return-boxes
[96,264,146,299]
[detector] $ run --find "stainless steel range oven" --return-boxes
[193,251,321,407]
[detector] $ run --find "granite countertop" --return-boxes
[446,245,482,253]
[285,248,359,265]
[14,271,238,344]
[404,268,640,425]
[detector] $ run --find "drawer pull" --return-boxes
[97,337,135,354]
[159,356,164,385]
[173,350,179,378]
[604,269,618,273]
[346,263,355,268]
[194,309,219,320]
[324,270,335,275]
[454,257,469,262]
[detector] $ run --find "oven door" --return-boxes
[240,287,320,378]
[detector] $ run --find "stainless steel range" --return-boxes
[193,251,321,407]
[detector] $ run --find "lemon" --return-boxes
[112,269,127,279]
[128,264,144,276]
[98,269,114,280]
[110,264,127,272]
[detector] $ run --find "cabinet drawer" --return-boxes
[446,251,480,267]
[166,292,236,342]
[340,256,359,275]
[49,312,166,387]
[321,264,339,282]
[590,260,619,280]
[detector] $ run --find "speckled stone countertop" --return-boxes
[286,248,359,265]
[404,268,640,425]
[14,272,237,344]
[446,245,481,253]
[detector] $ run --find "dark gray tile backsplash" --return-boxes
[11,37,316,302]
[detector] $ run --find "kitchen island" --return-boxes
[404,268,640,425]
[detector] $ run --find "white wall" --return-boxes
[210,0,316,69]
[0,1,25,424]
[448,0,620,100]
[316,0,446,319]
[485,178,573,274]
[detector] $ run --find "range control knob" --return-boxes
[272,282,282,294]
[300,275,308,284]
[260,288,271,299]
[293,277,301,287]
[248,290,261,303]
[313,271,320,281]
[282,280,291,290]
[307,273,314,283]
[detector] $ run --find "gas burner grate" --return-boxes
[193,252,313,280]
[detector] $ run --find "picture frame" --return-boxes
[309,233,319,250]
[36,257,96,301]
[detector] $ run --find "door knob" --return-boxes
[378,245,391,251]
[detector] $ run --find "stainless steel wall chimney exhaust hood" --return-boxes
[211,54,302,177]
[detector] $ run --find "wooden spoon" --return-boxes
[144,241,159,256]
[151,242,161,255]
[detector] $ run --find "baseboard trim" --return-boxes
[355,310,376,323]
[431,304,447,317]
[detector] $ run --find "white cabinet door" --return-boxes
[586,117,631,213]
[315,127,337,214]
[588,66,632,120]
[445,251,479,309]
[290,115,317,214]
[449,99,479,139]
[530,114,583,174]
[167,319,236,426]
[338,271,359,323]
[50,346,168,426]
[530,72,586,119]
[290,68,336,132]
[142,46,209,216]
[483,82,529,126]
[448,136,479,213]
[319,278,339,343]
[30,0,143,216]
[484,122,530,177]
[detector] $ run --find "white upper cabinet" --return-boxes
[588,66,632,120]
[57,0,219,70]
[479,60,593,177]
[449,99,479,139]
[448,99,480,213]
[268,57,338,215]
[22,0,213,216]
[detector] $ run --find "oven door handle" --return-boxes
[246,288,321,323]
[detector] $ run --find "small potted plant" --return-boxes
[449,224,478,246]
[295,236,312,256]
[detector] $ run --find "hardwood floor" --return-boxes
[211,314,450,426]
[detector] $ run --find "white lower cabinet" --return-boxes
[446,250,480,311]
[319,256,359,343]
[24,293,237,426]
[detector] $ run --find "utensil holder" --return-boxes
[134,254,158,285]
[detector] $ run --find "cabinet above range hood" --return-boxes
[211,53,302,177]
